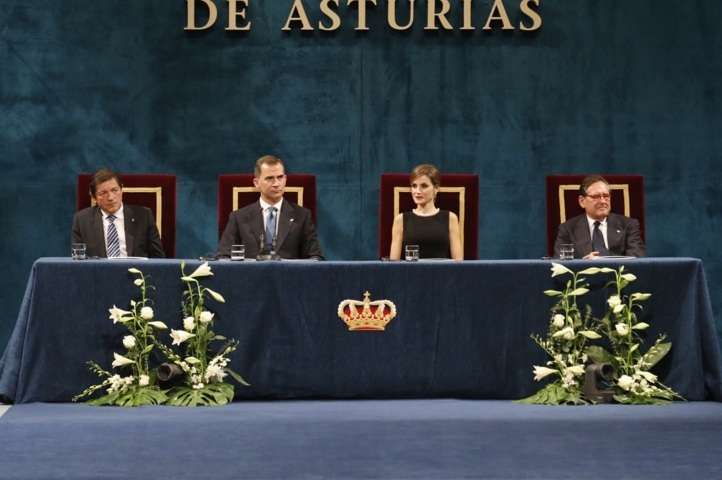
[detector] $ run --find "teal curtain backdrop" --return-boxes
[1,1,721,351]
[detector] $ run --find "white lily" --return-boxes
[552,314,565,328]
[128,268,142,274]
[188,262,213,279]
[183,316,195,332]
[184,356,201,365]
[199,311,214,324]
[170,329,196,346]
[618,375,634,391]
[569,287,589,296]
[533,365,557,381]
[566,365,586,376]
[621,273,637,282]
[615,323,630,336]
[111,352,135,368]
[122,335,136,349]
[108,305,132,324]
[205,288,226,303]
[607,295,622,308]
[630,292,652,301]
[579,330,602,339]
[550,263,572,278]
[613,304,625,314]
[140,306,154,320]
[638,370,658,383]
[552,326,575,340]
[632,322,650,330]
[133,278,144,286]
[148,321,168,329]
[138,374,150,386]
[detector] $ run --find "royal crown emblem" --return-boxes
[337,291,397,331]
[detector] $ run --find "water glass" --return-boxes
[231,244,245,261]
[71,243,87,260]
[559,244,574,260]
[404,244,420,262]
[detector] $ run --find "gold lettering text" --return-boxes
[319,0,342,31]
[282,0,314,31]
[347,0,377,31]
[185,0,218,30]
[519,0,542,31]
[483,0,514,31]
[424,0,453,31]
[226,0,251,31]
[387,0,415,31]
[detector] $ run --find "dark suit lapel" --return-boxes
[93,207,107,257]
[606,215,623,253]
[574,217,593,256]
[275,202,294,250]
[250,201,264,244]
[124,205,136,257]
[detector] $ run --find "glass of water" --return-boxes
[231,244,245,261]
[559,244,574,260]
[404,244,420,262]
[71,243,87,260]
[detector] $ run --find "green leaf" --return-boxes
[641,342,672,368]
[142,344,154,354]
[578,267,601,275]
[226,369,251,387]
[579,330,602,339]
[544,290,562,297]
[569,288,589,296]
[586,346,615,364]
[166,383,235,407]
[86,386,167,407]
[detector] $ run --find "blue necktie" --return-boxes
[106,215,121,257]
[592,221,609,255]
[265,207,277,251]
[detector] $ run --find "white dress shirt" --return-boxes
[259,197,284,238]
[102,204,128,257]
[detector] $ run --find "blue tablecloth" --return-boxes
[1,258,720,403]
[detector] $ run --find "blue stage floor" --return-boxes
[1,400,721,479]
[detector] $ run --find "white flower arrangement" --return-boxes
[73,268,168,406]
[520,263,681,405]
[157,262,249,407]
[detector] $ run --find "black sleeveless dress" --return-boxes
[402,210,450,259]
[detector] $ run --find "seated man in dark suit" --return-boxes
[218,155,324,260]
[554,175,645,259]
[72,169,165,258]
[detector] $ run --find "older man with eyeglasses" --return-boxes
[553,175,645,259]
[71,169,165,258]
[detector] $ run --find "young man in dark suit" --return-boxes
[553,175,645,259]
[217,155,323,260]
[71,169,165,258]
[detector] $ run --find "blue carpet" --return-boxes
[1,400,721,479]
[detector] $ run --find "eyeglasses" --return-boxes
[96,187,121,197]
[585,193,610,200]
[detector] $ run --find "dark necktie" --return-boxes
[592,221,609,255]
[106,215,121,257]
[265,207,277,250]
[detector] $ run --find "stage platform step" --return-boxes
[1,400,721,479]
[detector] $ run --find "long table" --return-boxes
[1,258,720,403]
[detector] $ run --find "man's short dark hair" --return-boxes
[89,169,123,196]
[579,175,609,196]
[254,155,285,177]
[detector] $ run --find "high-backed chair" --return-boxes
[546,174,645,257]
[217,174,317,239]
[379,173,479,260]
[77,173,177,257]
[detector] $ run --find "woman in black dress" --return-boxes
[389,164,463,260]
